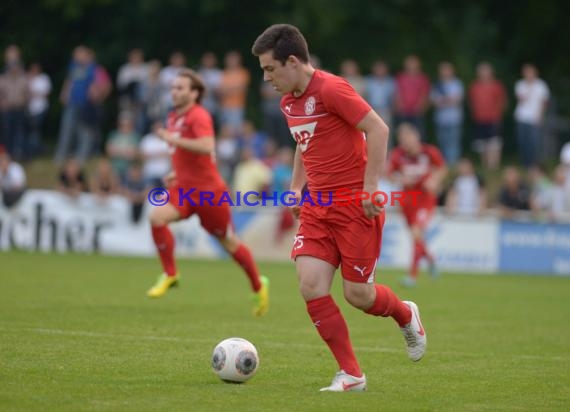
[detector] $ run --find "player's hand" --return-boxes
[157,128,172,143]
[288,190,303,219]
[362,192,384,219]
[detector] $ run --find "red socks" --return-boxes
[231,244,262,292]
[411,239,433,278]
[151,225,177,276]
[365,285,412,327]
[307,295,362,377]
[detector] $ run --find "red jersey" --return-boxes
[395,73,431,115]
[281,70,371,197]
[388,144,445,194]
[469,80,507,123]
[167,104,225,189]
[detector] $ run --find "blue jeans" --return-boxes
[436,123,462,166]
[516,122,540,168]
[2,109,26,158]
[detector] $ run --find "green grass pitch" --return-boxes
[1,251,569,411]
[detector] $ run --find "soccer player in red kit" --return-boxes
[146,69,269,317]
[387,123,447,287]
[252,24,426,391]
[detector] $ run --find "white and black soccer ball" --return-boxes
[211,337,259,383]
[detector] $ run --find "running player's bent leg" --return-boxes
[218,233,262,292]
[343,280,412,327]
[149,203,180,276]
[298,256,362,378]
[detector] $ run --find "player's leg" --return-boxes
[146,202,181,297]
[217,231,269,317]
[297,255,365,391]
[198,199,268,316]
[337,211,426,362]
[403,207,436,286]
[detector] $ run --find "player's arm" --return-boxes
[288,145,306,218]
[157,128,214,155]
[358,110,389,218]
[424,164,448,194]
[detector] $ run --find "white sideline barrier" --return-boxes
[1,190,569,275]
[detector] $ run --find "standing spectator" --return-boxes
[105,112,140,180]
[431,62,464,166]
[260,80,291,149]
[219,51,250,132]
[340,59,366,96]
[394,55,430,137]
[54,46,97,166]
[468,62,507,170]
[365,60,395,131]
[514,64,550,168]
[0,61,28,159]
[444,158,486,216]
[140,60,166,133]
[159,51,186,111]
[4,45,22,73]
[116,48,148,133]
[139,121,171,188]
[57,157,88,198]
[89,49,113,155]
[498,166,531,219]
[197,52,223,121]
[27,63,52,158]
[0,145,26,208]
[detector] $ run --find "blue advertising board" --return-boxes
[499,221,570,275]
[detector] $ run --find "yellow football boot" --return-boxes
[146,273,179,298]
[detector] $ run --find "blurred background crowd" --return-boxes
[1,28,570,225]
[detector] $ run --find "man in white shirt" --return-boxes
[514,64,550,168]
[0,146,26,208]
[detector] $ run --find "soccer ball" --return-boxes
[211,337,259,383]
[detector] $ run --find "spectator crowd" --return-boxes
[0,44,569,224]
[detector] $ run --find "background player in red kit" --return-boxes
[252,24,426,392]
[387,123,447,287]
[146,69,269,317]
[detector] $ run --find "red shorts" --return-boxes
[291,203,385,283]
[401,194,435,229]
[168,184,233,238]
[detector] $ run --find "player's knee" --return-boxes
[343,285,375,310]
[298,276,326,302]
[149,206,175,226]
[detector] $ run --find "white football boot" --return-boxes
[319,370,366,392]
[400,301,427,362]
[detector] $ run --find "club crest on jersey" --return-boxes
[289,121,317,152]
[175,118,184,128]
[304,96,316,115]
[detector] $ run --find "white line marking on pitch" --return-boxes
[1,327,567,363]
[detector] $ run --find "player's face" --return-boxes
[398,128,421,155]
[171,76,195,108]
[258,51,298,94]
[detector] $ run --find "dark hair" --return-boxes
[251,24,309,65]
[177,68,205,103]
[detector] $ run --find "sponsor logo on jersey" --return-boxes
[289,121,317,152]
